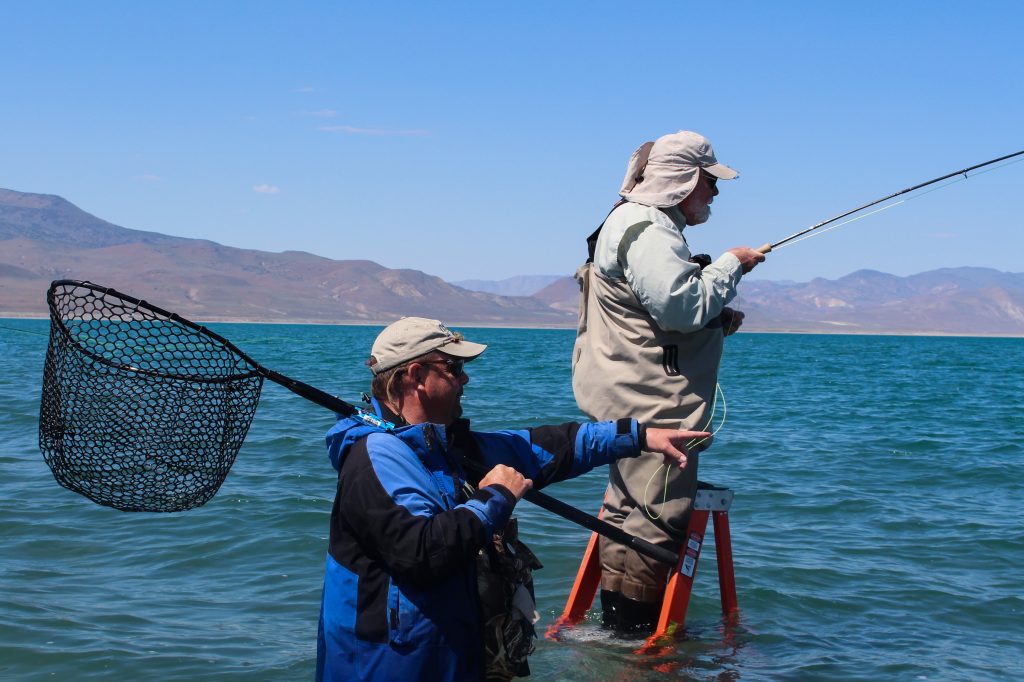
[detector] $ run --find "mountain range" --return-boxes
[2,187,1022,335]
[0,188,572,326]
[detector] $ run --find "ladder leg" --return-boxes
[647,510,711,642]
[544,528,602,639]
[712,510,738,618]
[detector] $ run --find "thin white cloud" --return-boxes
[253,184,280,195]
[318,124,430,137]
[300,109,338,118]
[293,86,316,93]
[140,174,161,182]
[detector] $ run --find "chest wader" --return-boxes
[576,206,723,630]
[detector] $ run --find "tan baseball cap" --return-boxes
[368,317,487,374]
[619,130,739,208]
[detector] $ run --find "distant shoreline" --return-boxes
[4,314,1022,338]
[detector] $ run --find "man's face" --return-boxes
[416,354,469,425]
[679,170,719,226]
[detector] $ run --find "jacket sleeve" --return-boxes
[333,436,514,589]
[622,220,743,332]
[470,418,643,489]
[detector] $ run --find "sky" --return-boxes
[1,1,1022,283]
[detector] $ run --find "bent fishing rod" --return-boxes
[756,149,1024,253]
[40,280,679,566]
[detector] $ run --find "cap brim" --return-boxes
[440,340,487,360]
[704,162,739,180]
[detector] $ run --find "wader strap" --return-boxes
[586,199,628,262]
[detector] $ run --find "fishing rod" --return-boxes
[758,149,1024,253]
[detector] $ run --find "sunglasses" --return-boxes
[700,170,718,189]
[424,358,465,378]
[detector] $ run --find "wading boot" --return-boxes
[599,589,620,627]
[614,596,660,635]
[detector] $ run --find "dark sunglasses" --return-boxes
[700,170,718,189]
[425,358,465,377]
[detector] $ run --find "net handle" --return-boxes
[259,365,357,418]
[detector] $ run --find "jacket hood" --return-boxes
[324,397,396,470]
[325,398,458,471]
[325,416,388,471]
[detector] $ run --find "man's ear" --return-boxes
[405,362,426,386]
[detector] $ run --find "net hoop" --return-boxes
[39,280,265,512]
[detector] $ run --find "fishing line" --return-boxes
[638,303,747,519]
[642,380,728,520]
[0,323,50,338]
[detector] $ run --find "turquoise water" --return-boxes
[2,319,1022,680]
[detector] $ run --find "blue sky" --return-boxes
[2,2,1021,283]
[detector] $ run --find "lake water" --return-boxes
[1,319,1022,680]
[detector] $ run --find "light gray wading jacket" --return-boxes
[572,202,743,436]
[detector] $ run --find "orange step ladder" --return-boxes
[545,482,738,644]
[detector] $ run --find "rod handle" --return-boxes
[756,242,773,254]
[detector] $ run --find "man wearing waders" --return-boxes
[572,130,766,632]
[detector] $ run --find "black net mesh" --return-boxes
[39,281,264,512]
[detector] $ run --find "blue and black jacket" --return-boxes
[315,400,644,681]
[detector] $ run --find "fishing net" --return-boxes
[39,281,264,512]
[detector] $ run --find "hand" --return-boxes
[720,307,745,336]
[727,246,767,274]
[479,464,533,501]
[644,428,712,470]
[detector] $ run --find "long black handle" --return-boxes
[259,367,679,566]
[258,366,358,418]
[522,488,678,565]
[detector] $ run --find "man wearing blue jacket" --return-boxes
[316,317,707,681]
